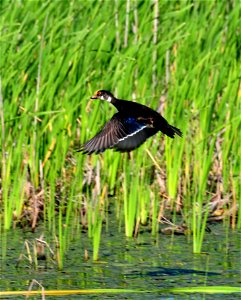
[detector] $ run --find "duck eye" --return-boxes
[97,91,101,96]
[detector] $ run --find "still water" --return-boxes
[1,220,240,299]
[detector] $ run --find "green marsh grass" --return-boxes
[1,0,240,263]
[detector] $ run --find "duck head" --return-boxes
[91,90,114,102]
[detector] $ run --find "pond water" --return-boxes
[1,220,240,299]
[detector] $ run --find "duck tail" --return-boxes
[164,124,182,138]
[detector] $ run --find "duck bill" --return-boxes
[91,95,98,99]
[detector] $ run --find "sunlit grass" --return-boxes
[0,286,240,297]
[0,0,240,263]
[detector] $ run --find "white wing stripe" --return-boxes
[117,125,147,142]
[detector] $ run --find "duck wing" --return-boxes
[115,127,157,152]
[78,114,148,154]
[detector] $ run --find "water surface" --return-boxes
[1,221,240,299]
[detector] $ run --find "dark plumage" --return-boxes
[79,90,182,154]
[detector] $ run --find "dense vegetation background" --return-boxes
[1,0,240,260]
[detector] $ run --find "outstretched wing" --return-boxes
[78,114,149,154]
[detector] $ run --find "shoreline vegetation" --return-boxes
[1,0,240,264]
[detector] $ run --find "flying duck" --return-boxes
[79,90,182,154]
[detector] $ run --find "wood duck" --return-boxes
[79,90,182,154]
